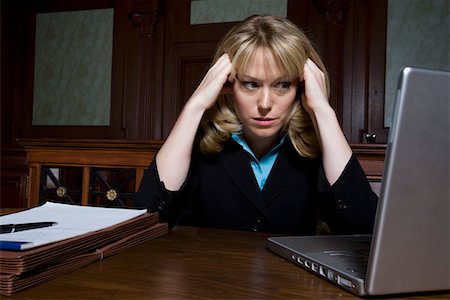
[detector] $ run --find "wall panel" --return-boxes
[1,0,388,208]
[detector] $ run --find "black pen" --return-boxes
[0,222,57,234]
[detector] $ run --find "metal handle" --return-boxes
[364,133,377,144]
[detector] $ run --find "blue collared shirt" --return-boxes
[231,133,285,190]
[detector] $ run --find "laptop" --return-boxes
[266,66,449,296]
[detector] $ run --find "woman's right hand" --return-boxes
[188,53,233,111]
[155,54,232,191]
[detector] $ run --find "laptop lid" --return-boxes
[267,66,449,296]
[365,66,449,295]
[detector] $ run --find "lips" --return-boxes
[253,117,276,126]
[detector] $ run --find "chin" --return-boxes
[249,128,282,140]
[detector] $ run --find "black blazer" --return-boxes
[134,138,378,235]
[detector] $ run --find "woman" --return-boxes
[135,15,378,235]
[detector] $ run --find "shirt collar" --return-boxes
[231,133,286,161]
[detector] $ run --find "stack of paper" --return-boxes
[0,202,168,295]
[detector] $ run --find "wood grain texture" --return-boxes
[6,226,449,299]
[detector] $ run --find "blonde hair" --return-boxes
[199,15,330,158]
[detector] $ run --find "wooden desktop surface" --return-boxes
[7,226,449,300]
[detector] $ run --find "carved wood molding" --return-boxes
[128,11,161,38]
[313,0,350,25]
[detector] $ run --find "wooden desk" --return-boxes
[7,226,448,299]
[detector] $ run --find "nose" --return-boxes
[258,88,272,114]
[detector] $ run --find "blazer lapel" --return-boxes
[219,143,268,216]
[262,141,302,205]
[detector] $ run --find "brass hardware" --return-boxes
[364,133,377,144]
[56,186,68,197]
[106,189,118,201]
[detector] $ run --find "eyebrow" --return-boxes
[236,74,291,83]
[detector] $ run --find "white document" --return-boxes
[0,202,147,250]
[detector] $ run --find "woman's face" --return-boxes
[232,47,298,147]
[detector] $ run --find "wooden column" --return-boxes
[313,0,350,123]
[123,0,165,139]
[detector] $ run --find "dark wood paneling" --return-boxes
[162,42,218,137]
[1,0,388,143]
[1,0,389,208]
[160,0,236,137]
[0,174,28,208]
[14,0,126,141]
[342,0,367,142]
[1,1,32,150]
[0,152,29,208]
[289,0,388,144]
[366,0,389,143]
[35,0,113,12]
[123,1,165,139]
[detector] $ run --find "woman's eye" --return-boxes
[276,81,291,90]
[242,81,258,89]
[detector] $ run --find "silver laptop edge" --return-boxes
[267,235,370,295]
[267,66,450,296]
[365,67,449,295]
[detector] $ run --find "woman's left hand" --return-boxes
[301,58,330,116]
[300,59,353,185]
